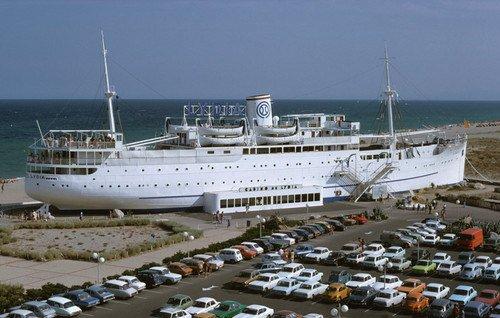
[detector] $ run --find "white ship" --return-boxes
[24,35,467,213]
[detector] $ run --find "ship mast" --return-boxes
[101,30,117,138]
[383,44,396,156]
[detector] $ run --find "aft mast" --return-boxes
[101,30,117,139]
[383,44,397,157]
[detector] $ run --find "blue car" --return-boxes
[328,269,351,284]
[85,284,115,304]
[463,301,491,318]
[63,290,100,309]
[293,244,314,258]
[448,285,478,306]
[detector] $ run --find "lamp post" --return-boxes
[92,252,106,283]
[256,215,266,237]
[378,261,394,289]
[182,232,195,257]
[331,304,349,318]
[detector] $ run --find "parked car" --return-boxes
[372,275,403,291]
[62,290,99,310]
[261,253,287,266]
[46,297,82,317]
[210,300,246,318]
[321,283,351,303]
[463,301,492,318]
[268,233,295,247]
[181,257,206,274]
[273,311,304,318]
[308,224,326,235]
[364,243,385,256]
[432,252,452,266]
[280,230,302,243]
[460,264,483,281]
[483,235,500,251]
[118,275,146,292]
[373,289,406,308]
[231,245,257,260]
[247,273,280,292]
[103,279,138,299]
[362,255,389,269]
[492,305,500,318]
[291,243,315,258]
[456,228,484,251]
[169,262,193,277]
[449,285,478,305]
[304,247,331,262]
[409,249,431,264]
[475,289,500,307]
[149,266,183,284]
[348,286,379,306]
[137,270,167,288]
[458,252,476,266]
[483,264,500,281]
[295,268,323,283]
[1,310,37,318]
[271,278,302,296]
[160,294,193,311]
[398,278,426,295]
[229,269,260,289]
[380,231,413,247]
[412,259,437,275]
[390,257,412,272]
[19,301,57,318]
[159,308,192,318]
[436,261,462,277]
[426,220,447,232]
[383,246,405,259]
[293,228,313,241]
[186,298,219,315]
[439,234,458,247]
[328,269,351,284]
[423,234,440,245]
[233,305,273,318]
[298,226,320,238]
[252,262,282,274]
[276,263,305,279]
[252,239,274,253]
[325,219,346,231]
[340,243,362,254]
[334,216,357,226]
[350,213,368,225]
[404,292,430,314]
[192,254,225,271]
[321,251,346,266]
[428,299,454,318]
[345,252,367,266]
[218,249,244,263]
[472,256,492,270]
[345,273,376,288]
[422,283,450,302]
[292,281,328,299]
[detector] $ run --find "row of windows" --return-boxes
[360,153,392,160]
[29,166,97,175]
[220,193,321,208]
[242,144,352,155]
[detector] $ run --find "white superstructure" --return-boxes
[24,37,467,213]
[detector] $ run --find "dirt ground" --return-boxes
[5,225,172,254]
[465,137,500,181]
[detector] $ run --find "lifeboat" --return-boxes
[256,133,302,145]
[199,135,245,146]
[198,125,244,136]
[254,125,296,136]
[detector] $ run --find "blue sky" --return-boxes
[1,0,500,100]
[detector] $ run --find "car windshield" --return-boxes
[379,292,391,299]
[218,303,231,311]
[479,292,494,299]
[476,258,488,263]
[407,295,419,302]
[377,277,391,283]
[167,298,181,305]
[296,246,310,251]
[434,255,445,260]
[427,286,439,292]
[39,304,51,311]
[300,272,312,277]
[430,305,444,311]
[441,264,451,269]
[277,281,291,287]
[352,275,366,282]
[312,249,322,254]
[243,308,259,315]
[258,276,272,282]
[425,236,434,240]
[193,301,208,307]
[444,235,454,239]
[403,281,416,287]
[387,248,399,253]
[238,271,252,278]
[352,289,368,296]
[463,267,473,273]
[365,256,376,262]
[63,301,75,308]
[454,289,469,296]
[392,259,402,264]
[301,284,313,289]
[282,267,295,273]
[458,254,470,261]
[78,293,90,301]
[93,287,106,294]
[417,260,429,266]
[342,245,356,251]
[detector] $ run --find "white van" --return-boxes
[483,264,500,281]
[269,233,295,247]
[218,248,243,263]
[103,279,138,299]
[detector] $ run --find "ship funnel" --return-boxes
[246,94,272,128]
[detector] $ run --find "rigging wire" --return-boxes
[465,156,493,183]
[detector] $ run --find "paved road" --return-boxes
[77,210,499,318]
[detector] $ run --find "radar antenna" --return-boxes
[101,30,117,138]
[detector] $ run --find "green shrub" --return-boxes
[0,227,15,245]
[0,283,25,312]
[15,218,151,230]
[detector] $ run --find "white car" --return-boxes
[362,255,388,269]
[247,273,281,292]
[436,261,462,276]
[192,255,224,271]
[383,246,405,259]
[261,253,287,266]
[439,234,457,246]
[103,279,138,299]
[472,256,492,269]
[345,273,376,288]
[364,243,385,256]
[340,243,362,254]
[269,233,295,247]
[186,297,219,315]
[494,256,500,265]
[422,233,440,245]
[292,281,329,299]
[345,252,367,265]
[46,296,82,317]
[483,264,500,281]
[241,242,264,255]
[276,263,304,279]
[413,223,436,234]
[372,275,403,291]
[2,309,36,318]
[432,252,451,266]
[304,247,331,262]
[425,220,446,231]
[422,283,450,301]
[373,289,406,307]
[295,268,323,283]
[159,308,192,318]
[149,266,183,283]
[303,314,323,318]
[271,278,302,296]
[118,275,146,292]
[233,305,274,318]
[219,248,244,263]
[390,257,412,272]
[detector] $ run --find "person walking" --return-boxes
[289,250,295,263]
[226,218,230,228]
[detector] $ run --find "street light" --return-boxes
[92,252,106,283]
[256,215,266,237]
[378,261,394,289]
[331,304,349,318]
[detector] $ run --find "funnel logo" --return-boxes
[256,101,270,118]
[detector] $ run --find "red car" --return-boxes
[350,213,368,225]
[475,289,500,307]
[231,245,257,260]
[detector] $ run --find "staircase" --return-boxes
[349,164,395,202]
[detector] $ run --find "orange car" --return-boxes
[405,292,430,314]
[231,245,257,260]
[398,278,426,294]
[322,283,351,303]
[168,262,193,277]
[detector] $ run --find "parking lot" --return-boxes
[72,205,498,318]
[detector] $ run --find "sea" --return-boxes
[1,99,499,179]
